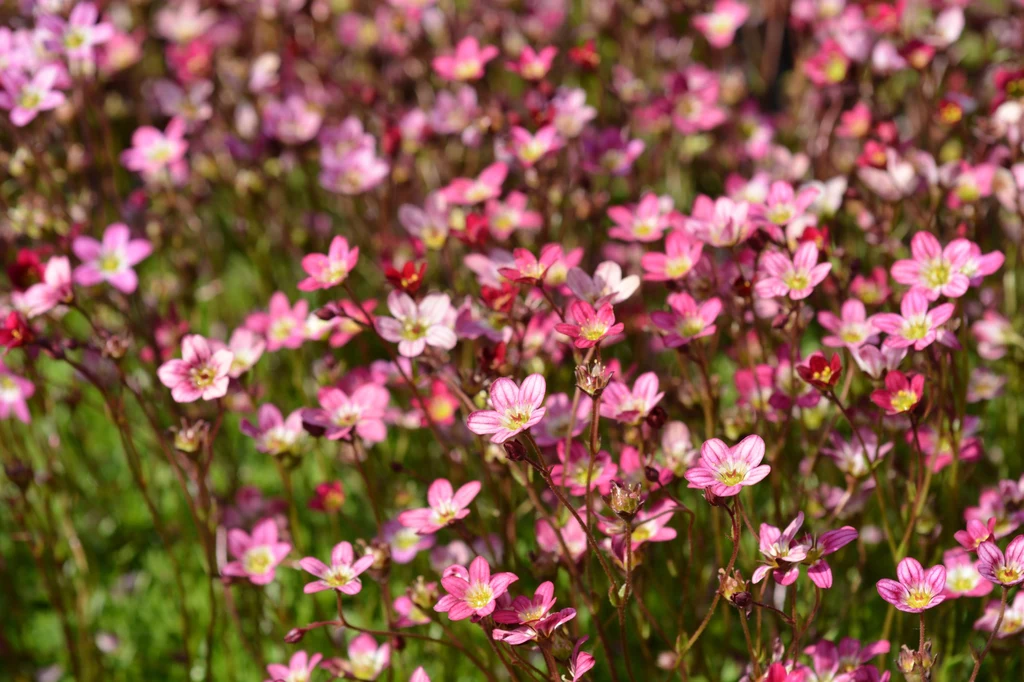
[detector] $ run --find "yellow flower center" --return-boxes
[890,390,918,413]
[996,566,1022,584]
[190,365,217,388]
[242,547,273,575]
[904,589,932,609]
[921,260,952,288]
[783,271,810,291]
[465,583,494,609]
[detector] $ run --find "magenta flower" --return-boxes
[486,192,542,240]
[299,541,375,595]
[305,383,390,442]
[466,374,547,443]
[872,291,954,350]
[241,404,306,457]
[684,435,770,497]
[817,299,877,349]
[157,334,233,403]
[641,231,704,281]
[600,372,664,424]
[941,549,992,598]
[755,243,832,300]
[550,442,617,496]
[297,236,358,291]
[567,636,596,681]
[398,478,481,534]
[223,518,291,585]
[876,557,946,612]
[955,518,997,552]
[650,293,722,347]
[0,65,66,127]
[693,0,749,48]
[607,193,674,243]
[0,364,34,424]
[531,392,592,447]
[43,3,113,62]
[22,256,73,318]
[506,45,557,80]
[975,593,1024,639]
[509,125,562,168]
[434,556,518,620]
[891,232,972,301]
[375,292,457,357]
[869,370,924,415]
[803,638,891,682]
[442,162,507,204]
[497,244,561,284]
[432,36,499,81]
[120,117,188,184]
[245,292,308,352]
[338,634,391,680]
[804,526,859,589]
[978,535,1024,586]
[752,513,809,586]
[493,581,557,626]
[555,300,624,349]
[265,651,322,682]
[71,223,151,294]
[381,520,435,564]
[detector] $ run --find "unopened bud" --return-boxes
[608,482,644,520]
[575,360,613,397]
[645,406,667,430]
[897,642,935,682]
[503,440,527,462]
[644,466,660,483]
[718,568,748,603]
[284,628,306,644]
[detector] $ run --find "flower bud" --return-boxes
[575,360,613,397]
[718,568,748,603]
[171,419,210,455]
[410,576,438,611]
[897,643,935,682]
[608,482,644,520]
[284,628,306,644]
[645,406,667,430]
[503,440,527,462]
[644,466,660,483]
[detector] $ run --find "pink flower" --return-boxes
[753,513,809,586]
[890,232,971,300]
[157,334,233,403]
[972,311,1019,360]
[977,535,1024,586]
[537,515,588,563]
[803,638,891,682]
[381,520,435,563]
[509,125,563,167]
[684,435,770,497]
[804,526,859,589]
[693,0,750,48]
[941,549,993,598]
[319,148,389,195]
[876,558,946,612]
[375,292,457,357]
[804,39,849,86]
[338,634,391,680]
[754,243,832,300]
[531,392,592,447]
[550,442,617,496]
[486,192,542,240]
[975,593,1024,639]
[398,478,482,534]
[434,556,518,620]
[245,292,309,351]
[498,245,563,284]
[432,37,499,81]
[566,262,639,306]
[466,374,547,443]
[121,117,188,184]
[817,299,877,349]
[265,651,322,682]
[752,181,820,228]
[223,518,291,585]
[42,3,114,62]
[851,344,907,380]
[869,370,924,415]
[262,95,322,145]
[227,328,265,377]
[442,162,508,204]
[0,65,66,127]
[305,383,390,442]
[872,291,954,350]
[297,236,358,291]
[22,256,73,318]
[607,193,674,243]
[608,499,678,550]
[241,404,306,456]
[410,668,430,682]
[683,195,754,247]
[960,242,1005,286]
[641,231,704,281]
[650,293,722,347]
[506,45,557,80]
[555,300,624,349]
[0,364,34,423]
[567,636,596,681]
[955,518,997,552]
[600,372,664,424]
[298,541,375,595]
[72,223,151,294]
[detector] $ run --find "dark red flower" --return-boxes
[0,311,33,352]
[454,213,489,248]
[308,481,345,512]
[480,282,518,314]
[7,249,44,290]
[385,261,427,295]
[796,352,842,390]
[870,371,925,416]
[569,40,599,70]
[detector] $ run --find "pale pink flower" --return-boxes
[566,262,639,306]
[555,300,624,349]
[753,513,809,586]
[305,383,390,442]
[755,243,832,300]
[890,232,971,300]
[0,364,34,424]
[466,375,547,443]
[650,293,722,347]
[375,292,457,357]
[157,335,233,403]
[381,520,435,564]
[550,442,617,496]
[607,193,674,243]
[410,668,430,682]
[972,311,1019,360]
[960,242,1005,286]
[72,223,151,294]
[319,148,389,195]
[245,292,309,352]
[752,181,820,228]
[974,593,1024,639]
[486,192,542,240]
[442,162,507,204]
[851,344,907,380]
[683,195,754,247]
[941,549,992,599]
[506,45,557,80]
[398,478,482,534]
[693,0,750,48]
[400,193,450,249]
[42,3,114,62]
[551,87,596,138]
[600,372,664,424]
[338,634,391,680]
[0,65,65,126]
[241,404,306,456]
[297,236,358,291]
[977,535,1024,586]
[434,556,518,620]
[432,37,499,81]
[120,117,188,184]
[641,231,704,282]
[509,125,563,167]
[536,515,588,563]
[876,558,946,612]
[262,94,322,145]
[684,435,770,497]
[22,256,73,318]
[265,651,322,682]
[226,328,265,378]
[817,299,878,349]
[223,518,291,585]
[872,291,955,350]
[531,392,592,448]
[299,541,375,594]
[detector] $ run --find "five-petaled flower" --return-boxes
[299,541,375,594]
[434,556,518,620]
[466,374,547,444]
[876,557,946,612]
[684,435,771,497]
[297,236,359,291]
[870,370,924,415]
[223,518,291,585]
[376,292,457,358]
[977,535,1024,586]
[157,334,234,403]
[555,300,624,349]
[398,478,482,534]
[872,291,955,350]
[754,243,832,300]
